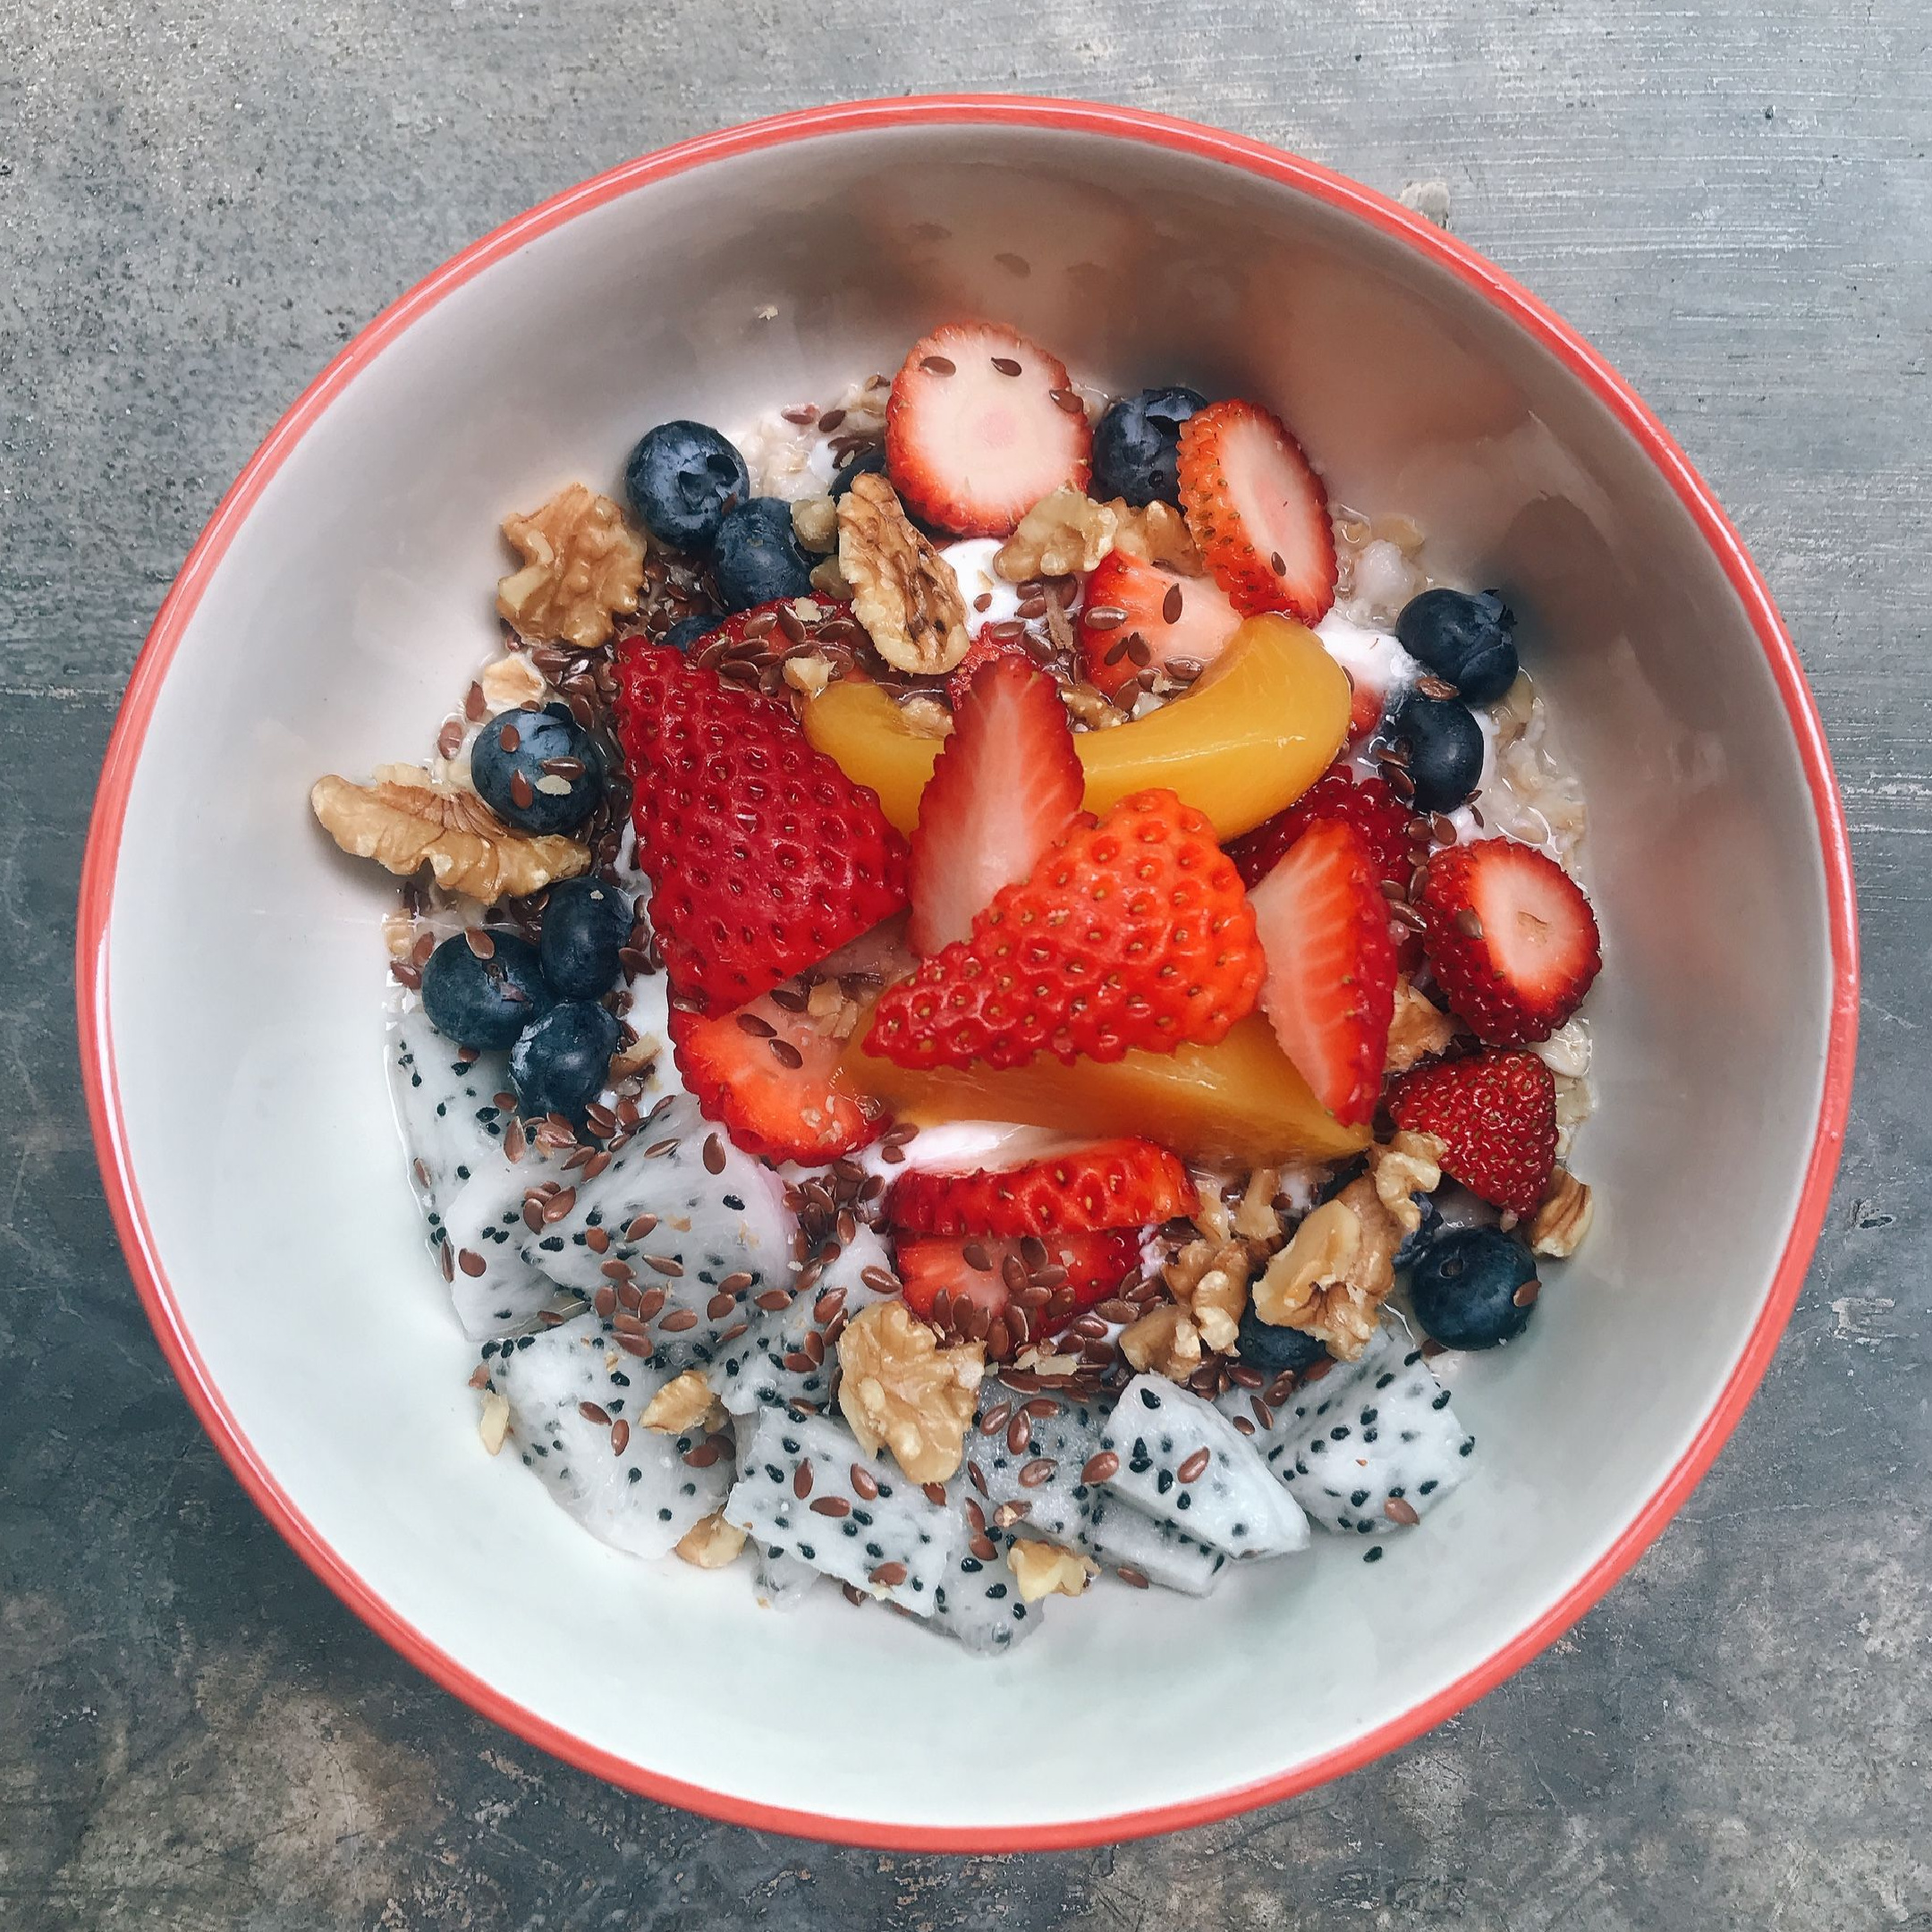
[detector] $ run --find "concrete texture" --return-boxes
[5,0,1928,1924]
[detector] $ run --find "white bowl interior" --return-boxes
[99,121,1835,1837]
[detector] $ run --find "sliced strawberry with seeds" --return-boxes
[886,1138,1197,1238]
[945,622,1035,707]
[1076,549,1243,699]
[1387,1048,1557,1217]
[886,322,1091,538]
[894,1228,1142,1359]
[1225,762,1417,892]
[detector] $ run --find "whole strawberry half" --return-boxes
[894,1227,1141,1360]
[1076,549,1242,700]
[886,1138,1197,1238]
[867,786,1264,1072]
[614,640,909,1013]
[1386,1048,1556,1217]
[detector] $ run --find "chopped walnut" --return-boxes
[805,977,861,1040]
[837,473,970,674]
[896,694,954,739]
[1530,1167,1594,1258]
[1191,1191,1234,1245]
[1061,683,1131,731]
[1106,498,1204,575]
[381,908,417,960]
[1005,1539,1097,1604]
[311,770,589,902]
[608,1033,658,1083]
[674,1511,748,1570]
[638,1368,716,1434]
[496,483,645,649]
[478,1388,511,1455]
[1385,978,1459,1074]
[1251,1177,1402,1360]
[479,651,548,714]
[1232,1168,1284,1243]
[781,652,834,699]
[809,555,854,602]
[791,495,839,553]
[1368,1131,1445,1235]
[993,488,1118,580]
[836,1300,984,1483]
[1119,1302,1204,1381]
[1163,1236,1250,1354]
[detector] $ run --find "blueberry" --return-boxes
[1385,691,1484,813]
[661,614,719,653]
[829,445,889,499]
[1393,1190,1444,1271]
[1091,386,1208,506]
[419,932,551,1049]
[712,497,816,611]
[623,421,750,554]
[470,707,601,835]
[1396,589,1520,705]
[1408,1226,1538,1350]
[1235,1301,1330,1376]
[539,877,632,1000]
[509,1000,620,1120]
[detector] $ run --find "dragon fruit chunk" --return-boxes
[929,1478,1047,1655]
[1100,1375,1309,1560]
[965,1380,1108,1547]
[729,1417,820,1611]
[1080,1494,1227,1596]
[388,1000,510,1217]
[441,1158,569,1340]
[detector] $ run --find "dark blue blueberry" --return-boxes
[470,708,601,835]
[1392,1191,1444,1270]
[1091,386,1208,506]
[508,1000,620,1120]
[829,444,889,499]
[1384,691,1484,813]
[1395,589,1520,706]
[1235,1301,1329,1376]
[661,613,719,653]
[623,420,750,554]
[1408,1226,1538,1350]
[712,497,815,611]
[539,877,632,1000]
[419,932,551,1049]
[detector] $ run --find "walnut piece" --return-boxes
[1250,1177,1402,1360]
[791,496,839,553]
[1232,1168,1284,1243]
[1368,1130,1445,1236]
[478,1388,511,1455]
[994,488,1119,580]
[1530,1166,1594,1258]
[1119,1302,1204,1381]
[1162,1236,1250,1354]
[1385,978,1459,1074]
[479,651,548,714]
[896,695,954,740]
[496,483,645,649]
[837,472,970,674]
[1005,1539,1097,1604]
[674,1511,749,1570]
[1106,498,1204,575]
[836,1300,985,1483]
[311,770,589,902]
[639,1367,716,1434]
[781,652,834,699]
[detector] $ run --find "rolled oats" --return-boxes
[1250,1177,1402,1360]
[1005,1539,1097,1604]
[837,472,970,675]
[836,1300,984,1483]
[1529,1166,1594,1258]
[638,1368,716,1434]
[496,483,645,649]
[674,1510,749,1569]
[1118,1302,1204,1381]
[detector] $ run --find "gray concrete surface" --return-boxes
[5,0,1928,1925]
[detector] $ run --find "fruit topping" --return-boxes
[538,877,633,1001]
[1090,386,1208,506]
[713,497,817,610]
[470,705,603,835]
[1395,588,1520,705]
[1386,1048,1557,1218]
[868,786,1263,1072]
[894,1228,1141,1359]
[908,657,1087,956]
[944,622,1034,706]
[508,999,620,1121]
[1346,670,1387,745]
[886,1139,1197,1238]
[661,613,720,652]
[623,420,751,553]
[614,640,909,1013]
[1246,819,1399,1127]
[1383,690,1483,813]
[420,929,552,1048]
[1406,1225,1539,1350]
[1414,840,1602,1045]
[1076,549,1242,700]
[1234,1298,1328,1375]
[1224,762,1414,892]
[829,443,890,500]
[1175,399,1335,622]
[885,323,1091,537]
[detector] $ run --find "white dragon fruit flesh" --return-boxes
[441,1159,569,1340]
[387,1000,511,1215]
[929,1497,1046,1656]
[1080,1494,1227,1596]
[966,1380,1109,1547]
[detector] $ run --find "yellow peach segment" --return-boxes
[801,614,1349,841]
[840,1010,1369,1167]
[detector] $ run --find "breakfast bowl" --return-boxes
[78,97,1857,1848]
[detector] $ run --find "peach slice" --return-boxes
[839,1009,1370,1167]
[801,614,1350,841]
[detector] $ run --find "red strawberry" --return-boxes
[894,1228,1142,1358]
[868,787,1264,1072]
[1176,399,1335,622]
[1246,820,1398,1126]
[909,657,1087,956]
[1076,550,1242,699]
[1416,841,1602,1046]
[1224,763,1417,891]
[669,985,884,1164]
[1386,1049,1556,1217]
[886,323,1091,537]
[886,1138,1197,1238]
[945,622,1034,707]
[1346,671,1385,744]
[614,640,909,1013]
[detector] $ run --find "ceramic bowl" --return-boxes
[79,97,1857,1848]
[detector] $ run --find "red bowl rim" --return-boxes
[75,95,1860,1852]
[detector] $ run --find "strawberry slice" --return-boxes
[614,640,909,1014]
[1246,818,1399,1126]
[1224,763,1417,892]
[945,622,1034,707]
[886,1138,1197,1238]
[886,323,1092,538]
[1346,670,1386,745]
[869,786,1264,1072]
[1416,840,1602,1046]
[909,657,1087,956]
[1076,550,1242,699]
[670,981,885,1164]
[1387,1048,1556,1217]
[894,1228,1142,1359]
[1176,399,1335,622]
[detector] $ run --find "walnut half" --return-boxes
[836,473,970,674]
[836,1300,985,1483]
[496,483,645,650]
[1250,1177,1402,1360]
